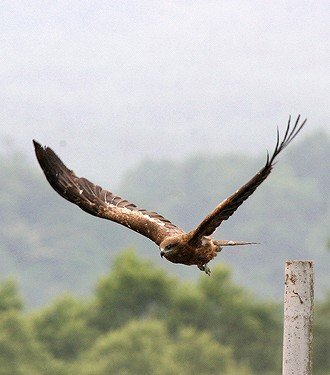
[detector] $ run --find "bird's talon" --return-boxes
[198,264,211,276]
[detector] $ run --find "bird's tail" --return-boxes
[214,240,259,252]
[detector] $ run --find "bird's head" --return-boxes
[159,237,182,259]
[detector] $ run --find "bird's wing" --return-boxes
[188,115,307,246]
[33,141,183,246]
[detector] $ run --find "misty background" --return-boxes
[0,1,329,307]
[1,1,329,184]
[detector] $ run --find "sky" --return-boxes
[1,0,329,185]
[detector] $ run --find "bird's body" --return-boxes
[160,234,219,268]
[33,115,306,275]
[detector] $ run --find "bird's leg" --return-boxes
[198,264,211,276]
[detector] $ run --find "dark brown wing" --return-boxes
[33,141,183,246]
[188,115,307,245]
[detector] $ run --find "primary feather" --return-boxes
[187,115,307,245]
[33,140,182,245]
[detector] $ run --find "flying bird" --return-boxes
[33,115,306,275]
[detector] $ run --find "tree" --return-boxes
[0,279,23,313]
[91,249,175,332]
[73,320,175,375]
[172,327,251,375]
[0,310,63,375]
[73,319,251,375]
[30,295,97,361]
[313,293,330,375]
[165,264,282,373]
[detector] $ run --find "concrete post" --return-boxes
[282,260,314,375]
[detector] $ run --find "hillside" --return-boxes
[0,130,329,307]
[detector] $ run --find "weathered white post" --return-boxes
[282,260,314,375]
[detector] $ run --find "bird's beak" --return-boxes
[160,250,165,258]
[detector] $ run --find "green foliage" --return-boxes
[202,267,282,368]
[73,319,175,375]
[30,295,98,360]
[0,252,329,374]
[92,249,176,332]
[171,327,251,375]
[0,310,63,375]
[313,293,330,375]
[165,264,282,373]
[73,319,251,375]
[0,279,23,313]
[285,129,330,200]
[0,150,111,307]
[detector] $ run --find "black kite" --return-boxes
[33,115,306,275]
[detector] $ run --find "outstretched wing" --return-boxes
[188,115,307,245]
[33,141,183,246]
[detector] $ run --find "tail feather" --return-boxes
[214,240,259,247]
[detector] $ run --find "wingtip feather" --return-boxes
[32,139,41,149]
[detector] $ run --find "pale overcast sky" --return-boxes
[1,1,329,184]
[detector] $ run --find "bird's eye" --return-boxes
[165,244,174,250]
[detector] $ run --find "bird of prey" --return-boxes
[33,115,306,275]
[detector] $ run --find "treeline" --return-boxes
[0,130,328,306]
[0,250,329,374]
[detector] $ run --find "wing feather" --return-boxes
[33,141,183,245]
[188,115,307,245]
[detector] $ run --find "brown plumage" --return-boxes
[33,115,306,275]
